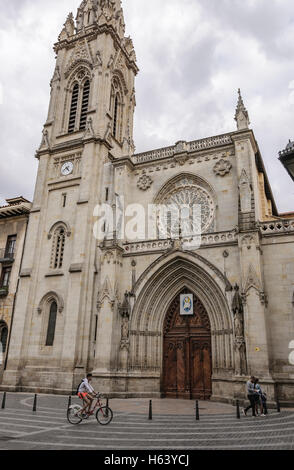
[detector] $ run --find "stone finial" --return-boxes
[234,89,250,131]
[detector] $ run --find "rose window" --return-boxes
[157,177,215,238]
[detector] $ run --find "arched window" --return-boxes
[79,80,90,130]
[68,83,79,133]
[51,227,66,269]
[110,78,123,142]
[46,301,57,346]
[0,323,8,353]
[113,94,119,139]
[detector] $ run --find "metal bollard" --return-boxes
[1,392,6,410]
[236,400,241,419]
[68,396,72,410]
[33,394,37,412]
[105,398,109,418]
[196,400,199,421]
[276,400,281,413]
[148,400,152,420]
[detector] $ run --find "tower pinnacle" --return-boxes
[235,89,250,131]
[74,0,125,37]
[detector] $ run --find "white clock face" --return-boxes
[61,162,74,176]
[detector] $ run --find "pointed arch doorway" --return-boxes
[162,289,212,399]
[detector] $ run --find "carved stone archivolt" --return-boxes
[37,291,64,315]
[129,253,234,373]
[65,39,93,78]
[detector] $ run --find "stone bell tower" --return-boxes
[2,0,138,393]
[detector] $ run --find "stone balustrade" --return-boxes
[259,219,294,235]
[133,134,233,164]
[123,230,237,255]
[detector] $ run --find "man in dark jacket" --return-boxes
[243,376,258,417]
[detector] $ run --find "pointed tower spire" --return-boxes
[235,89,250,131]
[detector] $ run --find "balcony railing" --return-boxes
[0,286,9,297]
[0,248,15,263]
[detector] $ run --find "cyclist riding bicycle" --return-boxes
[77,373,97,416]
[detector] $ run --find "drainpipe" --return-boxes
[4,215,29,370]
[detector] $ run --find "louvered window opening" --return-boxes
[79,80,90,130]
[54,229,65,269]
[68,84,79,133]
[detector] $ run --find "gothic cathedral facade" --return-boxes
[2,0,294,405]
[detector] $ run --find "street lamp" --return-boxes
[279,140,294,182]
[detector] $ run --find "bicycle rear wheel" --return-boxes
[67,404,83,425]
[96,406,113,425]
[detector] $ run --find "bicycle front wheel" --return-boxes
[67,404,83,425]
[96,406,113,425]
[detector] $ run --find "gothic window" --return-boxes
[51,226,66,269]
[0,322,8,353]
[110,79,123,142]
[79,80,90,130]
[45,301,57,346]
[68,83,79,133]
[67,69,91,134]
[155,175,216,237]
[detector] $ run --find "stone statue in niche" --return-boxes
[239,169,252,213]
[119,292,131,371]
[121,312,129,342]
[232,284,247,376]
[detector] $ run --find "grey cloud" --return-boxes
[0,0,293,213]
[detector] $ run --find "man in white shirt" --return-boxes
[77,373,97,416]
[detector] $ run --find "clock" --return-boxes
[61,162,74,176]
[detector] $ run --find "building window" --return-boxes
[51,227,66,269]
[62,194,67,208]
[1,267,11,288]
[5,235,16,258]
[68,76,91,134]
[110,79,123,142]
[0,324,8,353]
[79,80,90,130]
[45,301,57,346]
[68,83,79,133]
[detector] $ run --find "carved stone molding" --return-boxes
[137,174,153,191]
[213,159,232,177]
[244,264,263,294]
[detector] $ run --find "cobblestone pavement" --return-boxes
[0,393,293,450]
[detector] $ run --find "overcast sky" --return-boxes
[0,0,294,212]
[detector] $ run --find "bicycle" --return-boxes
[67,393,113,425]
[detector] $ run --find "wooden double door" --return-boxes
[162,291,212,400]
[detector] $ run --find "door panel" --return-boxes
[162,290,212,399]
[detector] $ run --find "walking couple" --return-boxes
[243,376,267,417]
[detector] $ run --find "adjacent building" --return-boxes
[0,197,31,381]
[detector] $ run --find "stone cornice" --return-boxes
[130,133,234,166]
[36,135,113,159]
[109,154,135,171]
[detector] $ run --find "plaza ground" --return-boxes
[0,392,294,450]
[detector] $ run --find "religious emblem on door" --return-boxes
[162,289,212,399]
